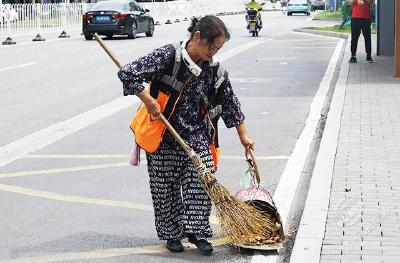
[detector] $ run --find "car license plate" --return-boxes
[95,16,110,22]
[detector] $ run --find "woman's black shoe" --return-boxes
[349,56,357,63]
[187,234,213,255]
[166,239,184,252]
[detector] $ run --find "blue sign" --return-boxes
[329,0,335,11]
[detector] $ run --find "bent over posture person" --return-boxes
[118,16,255,255]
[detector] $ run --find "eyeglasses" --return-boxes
[208,43,222,53]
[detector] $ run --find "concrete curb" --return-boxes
[289,35,351,263]
[294,28,349,39]
[312,18,341,21]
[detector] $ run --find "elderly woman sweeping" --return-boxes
[118,15,254,255]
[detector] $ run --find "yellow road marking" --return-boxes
[0,183,220,225]
[24,154,130,159]
[222,155,289,160]
[25,154,289,160]
[0,155,289,179]
[0,238,230,263]
[0,162,129,179]
[0,183,152,211]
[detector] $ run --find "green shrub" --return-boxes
[340,1,352,29]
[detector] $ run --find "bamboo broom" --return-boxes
[94,33,278,244]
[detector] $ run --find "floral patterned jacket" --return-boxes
[117,43,245,150]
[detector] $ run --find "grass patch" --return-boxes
[304,24,377,34]
[314,10,341,20]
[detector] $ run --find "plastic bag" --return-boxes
[240,157,259,189]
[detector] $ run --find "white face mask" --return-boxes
[181,39,202,77]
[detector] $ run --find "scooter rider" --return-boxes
[245,0,263,28]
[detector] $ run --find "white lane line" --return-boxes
[284,46,336,49]
[251,38,345,263]
[0,39,263,169]
[230,77,272,83]
[265,39,338,43]
[252,253,276,263]
[215,39,262,62]
[0,62,40,72]
[0,96,139,168]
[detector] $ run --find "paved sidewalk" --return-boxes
[290,35,400,263]
[320,40,400,263]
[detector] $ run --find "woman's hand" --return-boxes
[144,99,161,120]
[240,135,255,151]
[240,135,255,156]
[137,89,161,120]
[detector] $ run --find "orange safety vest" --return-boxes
[131,43,228,170]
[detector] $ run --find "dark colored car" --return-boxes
[82,0,154,40]
[310,0,325,11]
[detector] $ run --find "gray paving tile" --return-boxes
[320,36,400,262]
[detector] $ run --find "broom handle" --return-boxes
[94,33,194,156]
[247,149,261,184]
[94,33,123,69]
[159,114,193,155]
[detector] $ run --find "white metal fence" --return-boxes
[0,3,94,38]
[142,0,244,24]
[0,0,276,40]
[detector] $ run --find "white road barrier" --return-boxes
[0,3,94,40]
[0,0,266,42]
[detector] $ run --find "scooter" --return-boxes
[246,9,261,37]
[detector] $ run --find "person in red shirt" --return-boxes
[349,0,373,63]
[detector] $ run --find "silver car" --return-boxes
[287,0,311,16]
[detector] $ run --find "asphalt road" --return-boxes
[0,12,340,263]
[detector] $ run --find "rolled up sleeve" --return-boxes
[220,79,245,128]
[117,44,174,96]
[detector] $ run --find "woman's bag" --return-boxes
[130,89,169,153]
[130,72,194,153]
